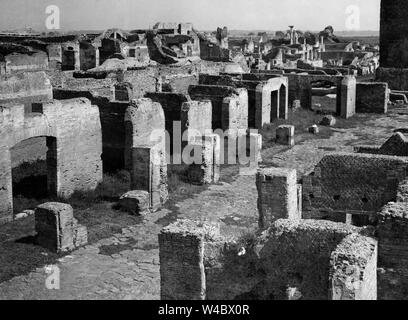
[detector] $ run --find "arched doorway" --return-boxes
[9,136,57,218]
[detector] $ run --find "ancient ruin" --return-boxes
[1,0,408,304]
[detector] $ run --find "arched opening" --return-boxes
[10,136,57,217]
[310,80,337,115]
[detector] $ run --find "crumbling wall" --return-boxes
[159,219,378,300]
[124,98,168,210]
[256,168,299,229]
[4,51,48,74]
[53,89,128,172]
[123,68,158,98]
[188,85,248,134]
[376,202,408,299]
[356,82,389,114]
[377,67,408,91]
[0,71,53,105]
[380,0,408,68]
[35,202,88,253]
[181,100,212,142]
[145,92,190,154]
[0,98,103,224]
[162,74,199,94]
[302,153,408,221]
[199,74,288,128]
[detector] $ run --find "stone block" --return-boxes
[308,125,319,134]
[356,82,388,114]
[159,219,220,300]
[256,167,299,228]
[35,202,78,253]
[320,115,336,126]
[119,190,151,215]
[340,76,356,119]
[276,125,295,146]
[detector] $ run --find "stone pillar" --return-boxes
[180,100,212,143]
[188,134,220,185]
[255,83,272,128]
[131,143,168,212]
[256,168,299,229]
[159,219,220,300]
[222,88,248,139]
[329,234,378,300]
[380,0,408,69]
[35,202,88,253]
[340,76,356,119]
[74,47,80,71]
[95,48,100,67]
[356,82,388,114]
[376,202,408,299]
[276,125,295,146]
[0,146,12,224]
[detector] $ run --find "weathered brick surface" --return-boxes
[256,168,299,228]
[376,202,408,299]
[276,125,295,146]
[0,99,103,223]
[119,190,151,216]
[340,76,356,119]
[181,100,212,142]
[35,202,88,253]
[160,219,376,300]
[159,219,220,300]
[302,153,408,219]
[380,0,408,68]
[356,82,388,114]
[187,134,220,185]
[329,233,377,300]
[0,71,53,105]
[189,85,248,134]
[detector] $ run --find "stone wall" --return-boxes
[159,219,378,300]
[53,89,128,172]
[256,168,299,229]
[377,67,408,91]
[180,100,212,142]
[0,98,103,224]
[189,85,248,135]
[0,71,53,105]
[35,202,88,253]
[145,92,190,154]
[124,98,168,210]
[356,82,389,114]
[4,51,49,74]
[199,74,288,128]
[302,153,408,221]
[380,0,408,68]
[376,202,408,299]
[250,70,354,116]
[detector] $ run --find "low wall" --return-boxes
[302,153,408,220]
[356,82,389,114]
[159,219,378,300]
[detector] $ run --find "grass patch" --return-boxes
[261,108,334,149]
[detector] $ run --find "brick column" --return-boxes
[256,167,299,229]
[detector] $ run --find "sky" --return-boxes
[0,0,381,32]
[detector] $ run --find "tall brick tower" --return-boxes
[378,0,408,89]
